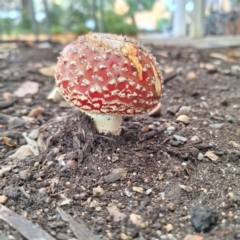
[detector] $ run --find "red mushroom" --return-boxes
[55,33,163,135]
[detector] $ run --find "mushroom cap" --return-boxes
[55,32,163,116]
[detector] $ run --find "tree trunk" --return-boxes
[21,0,29,18]
[131,13,136,28]
[42,0,51,41]
[190,0,205,38]
[99,0,105,32]
[172,0,186,37]
[92,0,98,32]
[28,0,39,41]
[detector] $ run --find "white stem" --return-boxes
[86,113,123,135]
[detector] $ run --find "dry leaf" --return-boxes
[59,194,71,206]
[210,52,239,63]
[47,86,64,102]
[3,137,18,147]
[106,205,126,222]
[39,64,56,77]
[104,168,128,183]
[8,145,33,161]
[22,132,39,156]
[13,81,39,97]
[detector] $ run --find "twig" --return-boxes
[57,207,100,240]
[163,72,178,84]
[139,126,167,142]
[95,134,117,142]
[0,204,55,240]
[19,186,31,199]
[51,189,69,196]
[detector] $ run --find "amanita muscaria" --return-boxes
[55,32,163,135]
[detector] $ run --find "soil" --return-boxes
[0,41,240,240]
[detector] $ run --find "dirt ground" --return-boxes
[0,40,240,240]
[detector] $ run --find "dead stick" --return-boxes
[0,204,56,240]
[139,126,167,141]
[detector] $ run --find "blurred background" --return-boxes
[0,0,240,43]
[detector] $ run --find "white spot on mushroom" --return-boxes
[129,81,136,86]
[81,79,90,86]
[99,64,106,69]
[107,72,113,77]
[117,76,126,83]
[124,60,128,64]
[102,86,109,91]
[77,71,84,77]
[119,92,126,98]
[132,71,138,76]
[127,109,134,114]
[112,64,119,71]
[121,67,128,72]
[132,92,138,97]
[90,84,102,93]
[82,105,92,110]
[136,84,141,90]
[86,63,92,70]
[94,56,100,61]
[109,79,117,85]
[93,103,100,108]
[81,59,87,64]
[111,90,119,96]
[70,61,77,66]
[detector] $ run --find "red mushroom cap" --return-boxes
[55,32,163,116]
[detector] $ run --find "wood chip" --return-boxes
[205,151,218,161]
[57,207,100,240]
[0,204,55,240]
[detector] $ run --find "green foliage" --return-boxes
[104,10,137,35]
[156,18,171,33]
[72,23,91,35]
[125,0,156,14]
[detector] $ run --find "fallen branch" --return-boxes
[139,126,167,141]
[57,207,100,240]
[0,204,55,240]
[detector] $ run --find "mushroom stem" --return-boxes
[86,113,123,135]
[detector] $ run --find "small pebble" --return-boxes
[28,107,45,118]
[167,126,175,135]
[132,186,144,194]
[187,71,197,80]
[176,115,189,124]
[0,195,8,204]
[34,162,40,167]
[19,169,33,181]
[197,153,204,161]
[95,206,102,212]
[120,233,132,240]
[165,223,173,232]
[173,135,188,144]
[191,136,199,141]
[146,189,152,195]
[176,106,191,116]
[168,202,176,211]
[92,186,104,197]
[205,63,217,73]
[184,235,204,240]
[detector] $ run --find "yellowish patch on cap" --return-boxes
[121,44,143,80]
[150,62,162,97]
